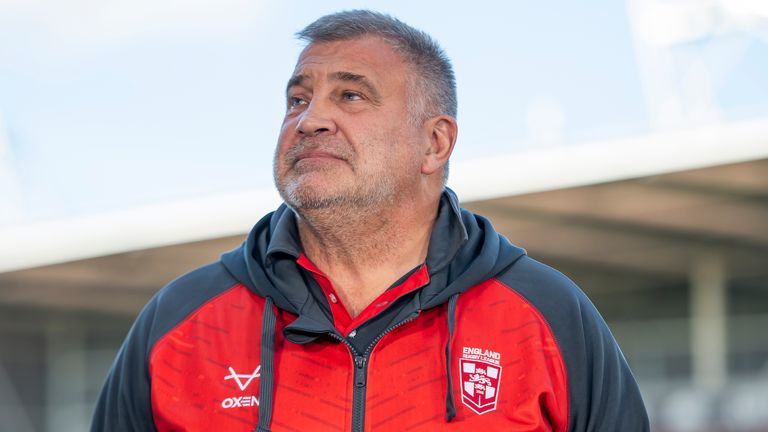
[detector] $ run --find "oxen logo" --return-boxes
[460,347,502,415]
[221,366,260,409]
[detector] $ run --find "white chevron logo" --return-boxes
[224,366,261,391]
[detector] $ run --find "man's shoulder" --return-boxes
[494,255,583,304]
[154,260,239,306]
[491,254,606,336]
[138,260,243,349]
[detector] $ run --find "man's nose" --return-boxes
[296,100,337,136]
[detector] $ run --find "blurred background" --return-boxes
[1,0,767,430]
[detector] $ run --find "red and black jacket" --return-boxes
[92,189,649,431]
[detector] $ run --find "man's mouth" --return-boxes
[295,150,346,162]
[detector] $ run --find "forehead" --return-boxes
[291,37,409,85]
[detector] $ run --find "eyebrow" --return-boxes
[286,74,307,94]
[285,71,382,102]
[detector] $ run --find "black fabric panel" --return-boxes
[90,298,159,432]
[495,255,649,431]
[90,261,240,431]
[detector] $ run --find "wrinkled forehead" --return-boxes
[290,36,410,83]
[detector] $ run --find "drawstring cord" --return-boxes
[256,297,276,432]
[445,293,459,422]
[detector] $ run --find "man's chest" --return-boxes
[148,281,568,431]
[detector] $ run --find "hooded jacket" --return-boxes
[92,189,649,431]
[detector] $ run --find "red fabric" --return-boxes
[296,253,430,336]
[364,279,568,431]
[149,284,353,431]
[148,279,569,431]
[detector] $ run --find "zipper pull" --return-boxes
[354,356,366,387]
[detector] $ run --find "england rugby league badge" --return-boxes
[459,346,502,415]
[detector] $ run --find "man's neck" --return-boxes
[295,196,439,318]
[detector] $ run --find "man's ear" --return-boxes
[421,115,458,176]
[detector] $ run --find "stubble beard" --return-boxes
[279,171,396,212]
[273,138,398,214]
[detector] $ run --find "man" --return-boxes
[92,10,649,432]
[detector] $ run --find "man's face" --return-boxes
[273,37,425,211]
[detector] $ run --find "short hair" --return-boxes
[296,10,457,122]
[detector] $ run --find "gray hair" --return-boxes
[296,10,457,123]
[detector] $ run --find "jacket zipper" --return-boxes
[328,312,420,432]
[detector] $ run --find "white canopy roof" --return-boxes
[2,117,767,274]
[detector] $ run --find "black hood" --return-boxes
[220,188,526,316]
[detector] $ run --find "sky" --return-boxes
[0,0,766,224]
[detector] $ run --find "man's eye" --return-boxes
[288,96,307,109]
[342,92,363,101]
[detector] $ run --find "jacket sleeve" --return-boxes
[91,297,159,432]
[567,290,649,431]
